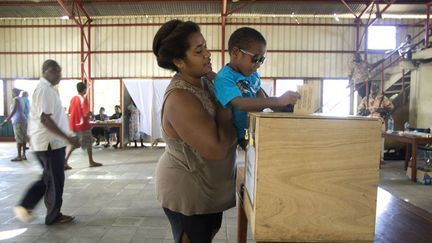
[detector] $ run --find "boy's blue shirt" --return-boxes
[214,64,261,140]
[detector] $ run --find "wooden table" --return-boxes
[91,122,123,148]
[382,132,432,182]
[236,166,432,243]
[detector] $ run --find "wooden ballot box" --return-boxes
[243,113,381,242]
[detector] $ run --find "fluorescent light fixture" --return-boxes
[333,13,340,22]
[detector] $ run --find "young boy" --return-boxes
[215,27,300,148]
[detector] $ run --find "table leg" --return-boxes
[120,124,123,148]
[404,144,411,170]
[237,185,247,243]
[411,142,417,182]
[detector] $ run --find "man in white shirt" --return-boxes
[14,59,80,225]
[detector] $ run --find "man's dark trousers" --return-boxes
[19,145,66,225]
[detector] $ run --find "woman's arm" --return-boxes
[164,89,235,161]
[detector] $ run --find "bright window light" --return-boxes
[368,26,396,50]
[275,79,304,97]
[58,80,81,111]
[94,79,121,116]
[14,79,38,99]
[322,79,350,115]
[261,79,274,96]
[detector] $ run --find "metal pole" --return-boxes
[426,3,431,48]
[402,69,406,103]
[80,26,85,82]
[355,17,361,52]
[221,0,227,66]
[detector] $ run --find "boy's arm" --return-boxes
[230,96,283,111]
[230,89,300,112]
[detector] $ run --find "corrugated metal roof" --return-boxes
[84,2,221,16]
[0,1,428,18]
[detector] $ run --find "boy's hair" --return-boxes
[153,20,201,72]
[228,27,266,53]
[76,82,87,93]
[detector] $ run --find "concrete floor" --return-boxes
[0,142,431,243]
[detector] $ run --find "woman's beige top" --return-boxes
[156,74,237,216]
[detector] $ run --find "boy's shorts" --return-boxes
[76,130,93,149]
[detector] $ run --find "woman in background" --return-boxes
[127,99,145,147]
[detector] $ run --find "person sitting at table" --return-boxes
[358,81,394,164]
[109,105,122,148]
[357,82,394,120]
[91,107,109,146]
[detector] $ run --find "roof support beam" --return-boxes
[425,2,432,47]
[358,0,376,19]
[340,0,358,18]
[227,0,257,16]
[366,0,396,28]
[57,0,93,87]
[221,0,227,65]
[356,0,396,54]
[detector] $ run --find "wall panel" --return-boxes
[0,16,425,80]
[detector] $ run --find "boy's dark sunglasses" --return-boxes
[239,49,266,65]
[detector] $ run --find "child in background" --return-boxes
[215,27,300,148]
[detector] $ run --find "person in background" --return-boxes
[109,105,122,148]
[64,82,102,170]
[21,91,30,120]
[92,106,110,146]
[21,90,31,150]
[127,99,145,147]
[357,82,394,120]
[348,52,371,98]
[2,88,28,161]
[358,81,394,163]
[14,59,79,225]
[214,27,300,149]
[153,19,237,243]
[398,34,413,60]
